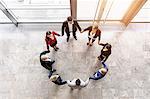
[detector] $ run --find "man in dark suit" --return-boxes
[62,16,82,42]
[40,51,56,78]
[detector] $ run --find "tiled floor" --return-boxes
[0,23,150,99]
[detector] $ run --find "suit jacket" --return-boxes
[83,26,101,41]
[100,43,111,62]
[62,20,81,36]
[40,51,53,70]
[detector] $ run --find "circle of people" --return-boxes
[40,16,112,90]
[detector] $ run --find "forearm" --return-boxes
[90,76,100,80]
[47,45,49,51]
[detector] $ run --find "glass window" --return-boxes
[132,0,150,22]
[77,0,99,20]
[101,0,134,20]
[1,0,70,22]
[0,10,12,22]
[11,9,70,22]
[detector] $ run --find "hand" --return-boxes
[80,31,83,33]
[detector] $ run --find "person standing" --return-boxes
[62,16,82,42]
[89,62,108,80]
[98,43,112,62]
[40,51,56,78]
[81,24,101,46]
[49,74,67,85]
[67,78,89,90]
[45,31,60,51]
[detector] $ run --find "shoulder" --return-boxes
[63,21,68,24]
[97,29,101,33]
[73,20,79,24]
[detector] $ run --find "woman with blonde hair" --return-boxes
[81,24,101,46]
[89,62,108,80]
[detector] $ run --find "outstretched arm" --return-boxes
[62,22,65,36]
[99,43,105,46]
[81,26,92,33]
[98,33,101,45]
[52,31,60,36]
[45,40,50,51]
[84,78,89,86]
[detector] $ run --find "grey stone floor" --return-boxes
[0,23,150,99]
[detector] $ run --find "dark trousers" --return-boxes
[42,63,53,71]
[53,76,67,85]
[88,37,96,43]
[67,31,77,39]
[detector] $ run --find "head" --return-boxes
[46,31,51,38]
[99,68,107,75]
[105,43,112,50]
[67,16,73,24]
[75,79,81,86]
[41,55,48,61]
[92,24,98,30]
[50,75,59,81]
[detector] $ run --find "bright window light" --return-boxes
[1,0,70,22]
[101,0,134,20]
[132,0,150,22]
[77,0,99,20]
[0,10,11,22]
[11,9,70,22]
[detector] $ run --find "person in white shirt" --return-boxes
[67,78,89,90]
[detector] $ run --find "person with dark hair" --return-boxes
[49,74,67,85]
[89,62,108,80]
[40,51,56,78]
[81,24,101,46]
[98,43,112,62]
[45,31,60,51]
[67,78,89,89]
[62,16,82,42]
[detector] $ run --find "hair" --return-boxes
[67,16,72,21]
[41,55,48,61]
[50,74,59,81]
[106,44,112,50]
[75,79,81,86]
[46,31,51,40]
[92,23,98,29]
[100,68,107,75]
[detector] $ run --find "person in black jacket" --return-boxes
[49,74,67,85]
[98,43,112,62]
[62,16,82,42]
[40,51,56,78]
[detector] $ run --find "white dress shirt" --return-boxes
[67,78,89,89]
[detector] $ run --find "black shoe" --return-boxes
[89,43,93,46]
[74,37,77,40]
[54,48,58,51]
[56,47,59,50]
[87,42,89,45]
